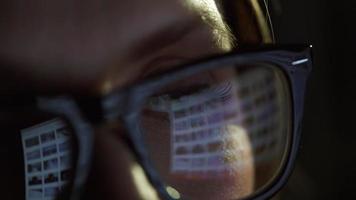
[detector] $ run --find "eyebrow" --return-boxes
[125,13,235,84]
[129,11,234,61]
[129,18,205,60]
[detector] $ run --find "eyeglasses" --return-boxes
[2,45,312,200]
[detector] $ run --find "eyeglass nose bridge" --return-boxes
[102,90,136,121]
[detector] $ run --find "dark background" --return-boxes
[270,0,356,199]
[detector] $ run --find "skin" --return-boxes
[0,0,257,199]
[0,0,232,94]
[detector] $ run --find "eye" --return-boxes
[143,83,209,116]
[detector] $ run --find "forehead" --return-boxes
[0,0,229,94]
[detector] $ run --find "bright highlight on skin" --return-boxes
[227,125,254,195]
[131,163,160,200]
[225,125,254,164]
[166,186,181,199]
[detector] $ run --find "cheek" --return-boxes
[142,114,255,200]
[83,131,159,200]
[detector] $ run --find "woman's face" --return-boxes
[0,1,256,199]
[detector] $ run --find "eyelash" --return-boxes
[160,84,209,99]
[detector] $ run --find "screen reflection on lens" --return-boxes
[6,108,76,200]
[141,63,291,200]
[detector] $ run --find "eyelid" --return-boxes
[147,69,217,102]
[139,56,188,79]
[153,84,210,99]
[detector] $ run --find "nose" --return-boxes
[81,122,160,200]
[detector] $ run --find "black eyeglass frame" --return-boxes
[34,45,312,200]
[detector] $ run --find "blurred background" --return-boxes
[269,0,356,199]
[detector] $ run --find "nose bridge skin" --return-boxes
[82,121,160,200]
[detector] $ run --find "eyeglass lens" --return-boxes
[141,62,292,200]
[2,108,76,200]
